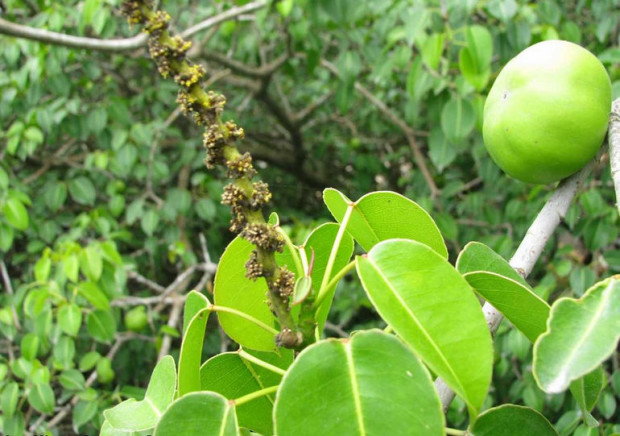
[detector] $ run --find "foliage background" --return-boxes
[0,0,618,434]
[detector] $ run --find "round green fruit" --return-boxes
[483,40,611,184]
[124,306,148,332]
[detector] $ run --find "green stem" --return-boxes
[209,304,279,336]
[276,226,304,276]
[233,385,279,406]
[445,428,465,435]
[314,203,355,307]
[313,259,356,309]
[238,349,286,376]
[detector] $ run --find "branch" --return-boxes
[435,155,596,411]
[0,0,267,51]
[320,59,440,199]
[0,260,21,331]
[609,98,620,215]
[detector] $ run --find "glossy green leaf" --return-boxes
[78,281,109,310]
[200,349,292,435]
[323,189,447,258]
[464,272,550,343]
[292,276,312,305]
[105,355,176,432]
[304,223,354,331]
[456,242,528,287]
[178,308,210,396]
[63,254,79,282]
[20,333,39,360]
[440,96,476,142]
[569,365,606,427]
[3,197,29,230]
[534,277,620,393]
[86,309,116,343]
[274,330,444,435]
[182,290,210,336]
[471,404,558,436]
[1,381,19,419]
[69,176,96,205]
[80,244,103,282]
[58,304,82,336]
[214,236,276,352]
[154,392,239,436]
[34,255,51,282]
[356,239,492,417]
[27,382,55,414]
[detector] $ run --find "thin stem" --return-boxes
[314,259,356,309]
[238,349,286,376]
[445,428,465,436]
[233,385,279,406]
[210,304,279,336]
[277,226,304,276]
[315,203,355,307]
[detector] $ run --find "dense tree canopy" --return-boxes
[0,0,618,434]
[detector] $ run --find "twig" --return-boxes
[126,270,165,293]
[608,99,620,214]
[0,260,21,330]
[434,155,596,411]
[321,59,440,199]
[157,296,184,360]
[0,0,267,51]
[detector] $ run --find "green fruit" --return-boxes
[124,306,148,332]
[483,40,611,184]
[96,357,115,384]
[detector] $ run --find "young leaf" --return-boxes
[154,392,239,436]
[3,197,29,230]
[178,308,210,397]
[456,241,528,288]
[182,290,210,336]
[463,272,550,343]
[104,355,176,431]
[214,236,276,351]
[569,365,606,427]
[86,310,116,343]
[356,239,492,418]
[534,277,620,393]
[58,304,82,337]
[323,189,447,258]
[470,404,558,435]
[200,349,292,435]
[274,330,444,435]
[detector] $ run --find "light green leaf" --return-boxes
[1,381,19,419]
[63,253,79,282]
[201,350,293,435]
[105,355,176,432]
[78,281,109,311]
[463,272,550,343]
[86,309,117,343]
[34,255,51,282]
[73,400,98,432]
[428,126,457,173]
[323,189,447,258]
[274,330,444,435]
[27,382,55,414]
[154,392,239,436]
[0,222,14,251]
[214,236,277,351]
[53,336,76,368]
[59,369,86,391]
[178,308,210,397]
[356,239,492,418]
[456,242,528,287]
[471,404,558,435]
[3,197,29,230]
[569,366,606,427]
[141,209,159,236]
[80,244,103,281]
[69,176,96,206]
[182,290,210,336]
[534,277,620,393]
[420,32,444,70]
[440,97,476,142]
[20,333,39,360]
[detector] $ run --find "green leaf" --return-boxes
[73,400,98,432]
[178,308,211,397]
[69,176,96,206]
[154,392,239,436]
[27,382,55,414]
[292,276,312,305]
[141,209,159,236]
[464,272,550,343]
[440,97,476,142]
[23,126,43,144]
[53,336,76,368]
[182,290,210,336]
[1,382,19,419]
[485,0,518,23]
[20,333,39,360]
[79,351,101,372]
[44,182,67,212]
[456,242,528,287]
[34,255,51,282]
[420,32,444,70]
[428,126,457,173]
[534,277,620,393]
[78,281,109,311]
[59,369,86,391]
[471,404,558,435]
[63,254,79,282]
[3,197,29,230]
[105,355,177,432]
[356,239,492,418]
[80,244,103,281]
[0,222,14,251]
[304,223,354,331]
[0,166,8,190]
[323,189,447,258]
[274,330,444,435]
[201,350,293,435]
[86,309,117,343]
[214,236,277,351]
[569,366,606,427]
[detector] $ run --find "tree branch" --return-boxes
[320,59,440,199]
[0,0,267,51]
[608,98,620,215]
